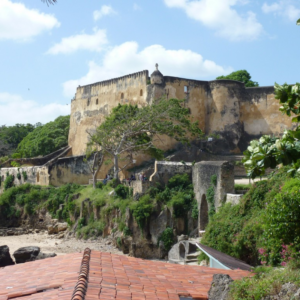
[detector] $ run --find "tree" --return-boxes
[242,83,300,178]
[15,115,70,158]
[85,150,104,189]
[88,99,202,182]
[216,70,259,87]
[0,123,35,157]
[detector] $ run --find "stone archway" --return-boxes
[199,194,209,230]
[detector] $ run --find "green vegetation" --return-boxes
[0,183,82,221]
[200,167,298,266]
[242,83,300,178]
[216,70,259,87]
[14,116,69,158]
[228,265,300,300]
[158,227,174,251]
[206,175,217,218]
[0,123,36,157]
[4,174,15,190]
[88,100,202,180]
[234,183,251,190]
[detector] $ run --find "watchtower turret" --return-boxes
[150,63,164,84]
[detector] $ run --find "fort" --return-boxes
[0,66,295,242]
[0,65,294,188]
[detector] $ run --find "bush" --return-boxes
[123,226,132,237]
[228,266,300,300]
[158,227,174,251]
[115,184,130,199]
[130,195,154,229]
[262,178,300,265]
[167,173,191,190]
[4,175,14,190]
[96,181,104,189]
[200,167,293,266]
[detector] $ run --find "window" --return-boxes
[121,93,124,100]
[96,99,98,105]
[87,98,90,106]
[36,172,40,183]
[140,89,143,96]
[184,86,189,93]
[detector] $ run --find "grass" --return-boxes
[228,265,300,300]
[234,183,252,190]
[75,184,113,207]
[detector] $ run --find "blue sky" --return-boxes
[0,0,300,125]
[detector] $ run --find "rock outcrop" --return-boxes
[13,246,56,264]
[0,245,15,267]
[47,222,68,235]
[208,274,233,300]
[262,283,300,300]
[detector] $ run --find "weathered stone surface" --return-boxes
[208,274,233,300]
[35,252,57,260]
[149,207,171,244]
[47,222,68,235]
[226,194,243,205]
[13,246,40,264]
[57,222,68,232]
[262,283,300,300]
[0,245,15,267]
[177,234,188,242]
[193,161,234,231]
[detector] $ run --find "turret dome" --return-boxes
[150,63,164,84]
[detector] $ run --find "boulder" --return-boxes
[13,246,40,264]
[57,222,68,232]
[0,245,15,267]
[263,283,300,300]
[47,222,68,235]
[47,225,56,234]
[35,252,57,260]
[208,274,233,300]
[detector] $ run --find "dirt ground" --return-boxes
[0,231,124,260]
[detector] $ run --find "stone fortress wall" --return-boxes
[69,66,294,161]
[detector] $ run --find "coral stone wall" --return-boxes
[69,71,149,156]
[0,166,49,192]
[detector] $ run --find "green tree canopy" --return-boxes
[15,115,70,158]
[0,123,36,156]
[216,70,259,87]
[88,99,203,180]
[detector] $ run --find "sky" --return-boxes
[0,0,300,126]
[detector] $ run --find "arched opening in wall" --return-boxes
[96,99,98,105]
[87,98,91,106]
[36,172,40,183]
[200,194,209,230]
[140,89,143,96]
[179,243,185,259]
[121,93,124,100]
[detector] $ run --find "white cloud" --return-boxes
[163,0,263,41]
[262,1,300,22]
[0,93,69,126]
[0,0,60,41]
[63,42,233,97]
[46,29,108,54]
[93,5,116,21]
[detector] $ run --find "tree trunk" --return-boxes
[92,172,97,189]
[114,155,119,180]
